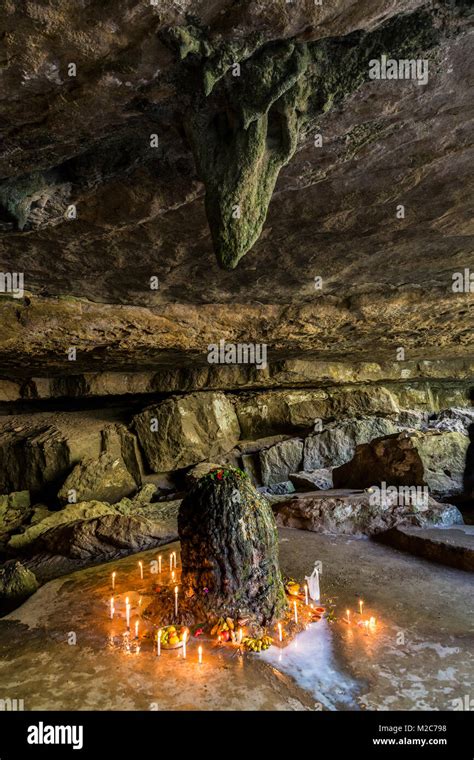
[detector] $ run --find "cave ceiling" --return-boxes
[0,0,472,376]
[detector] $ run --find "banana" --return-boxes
[242,633,273,652]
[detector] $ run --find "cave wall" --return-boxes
[0,369,471,499]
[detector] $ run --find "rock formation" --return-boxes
[133,392,240,471]
[178,467,287,625]
[273,490,463,537]
[0,561,38,613]
[57,453,137,505]
[0,2,470,372]
[333,430,469,498]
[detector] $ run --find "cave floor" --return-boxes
[0,529,472,711]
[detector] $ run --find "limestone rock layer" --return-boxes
[0,1,471,376]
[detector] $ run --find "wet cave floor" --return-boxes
[0,529,472,712]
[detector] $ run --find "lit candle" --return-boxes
[359,599,364,615]
[172,551,177,569]
[238,628,243,645]
[346,609,351,624]
[293,601,298,624]
[158,555,162,574]
[157,628,161,656]
[135,620,139,639]
[364,620,370,635]
[111,571,116,590]
[171,570,175,582]
[304,584,309,605]
[278,622,283,642]
[170,554,173,572]
[125,597,130,629]
[369,616,376,630]
[110,597,114,619]
[138,561,143,580]
[182,630,187,659]
[174,586,178,617]
[198,645,203,664]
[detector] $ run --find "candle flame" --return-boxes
[198,645,203,664]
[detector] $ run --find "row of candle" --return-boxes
[112,552,178,590]
[110,568,312,658]
[344,603,377,632]
[110,587,180,623]
[110,597,204,662]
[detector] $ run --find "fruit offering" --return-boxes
[158,625,189,649]
[242,635,273,652]
[210,617,235,641]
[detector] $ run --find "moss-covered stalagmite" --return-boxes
[178,467,287,625]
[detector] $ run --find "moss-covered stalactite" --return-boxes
[182,38,311,270]
[165,8,441,269]
[0,9,444,263]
